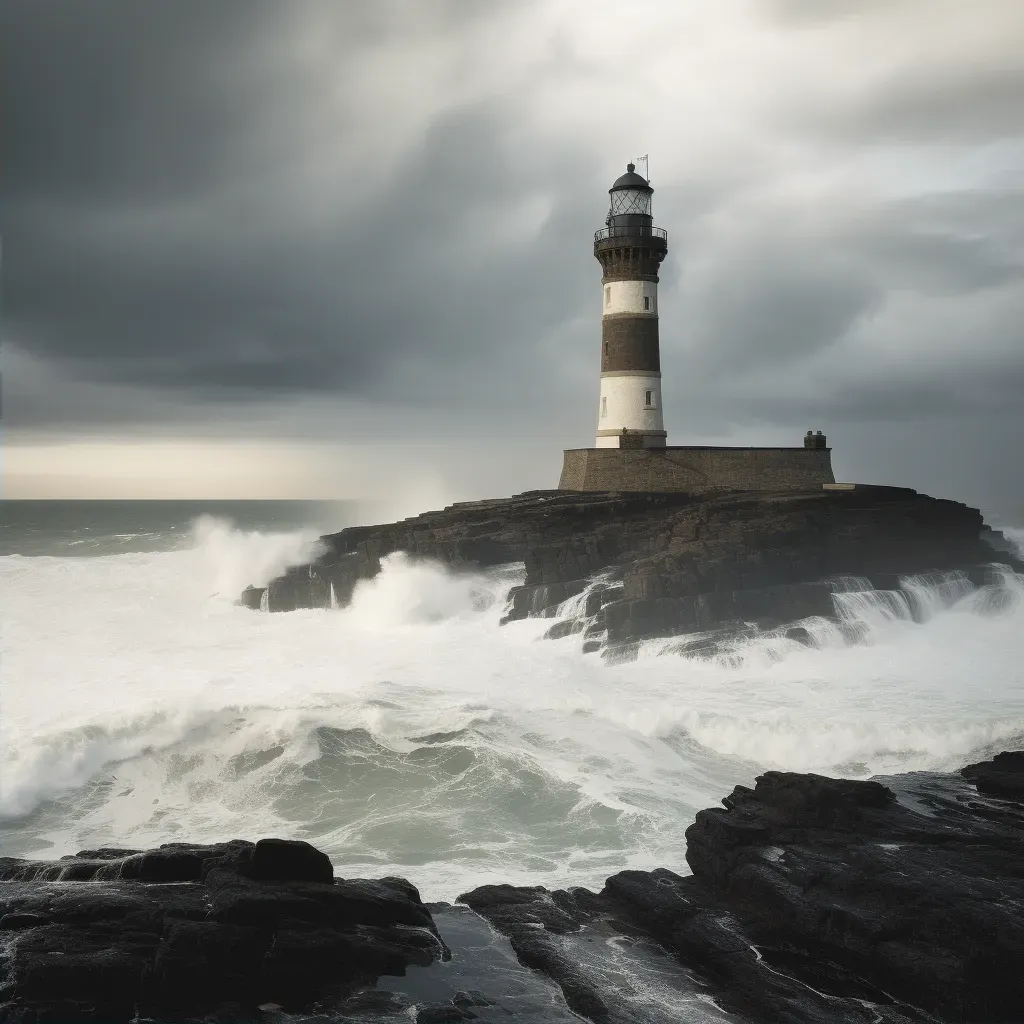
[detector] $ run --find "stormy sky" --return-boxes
[3,0,1023,516]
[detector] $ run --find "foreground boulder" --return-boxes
[0,839,443,1023]
[3,754,1022,1022]
[462,752,1024,1023]
[961,749,1024,800]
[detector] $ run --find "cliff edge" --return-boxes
[241,485,1020,654]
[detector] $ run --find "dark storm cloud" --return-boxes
[5,101,599,399]
[662,187,1024,428]
[3,1,281,205]
[2,0,1023,513]
[2,0,505,205]
[2,0,601,414]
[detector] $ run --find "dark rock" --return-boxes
[603,595,696,643]
[70,847,142,859]
[453,989,491,1007]
[241,486,1020,655]
[981,525,1021,557]
[544,618,584,640]
[0,914,49,931]
[416,1005,477,1022]
[8,756,1023,1022]
[503,579,587,622]
[463,752,1024,1023]
[599,582,838,644]
[962,749,1024,800]
[249,838,334,883]
[584,583,621,616]
[0,840,442,1023]
[238,584,265,610]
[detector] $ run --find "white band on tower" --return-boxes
[602,280,658,317]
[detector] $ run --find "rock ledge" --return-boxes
[241,486,1021,653]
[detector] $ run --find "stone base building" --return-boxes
[558,443,835,493]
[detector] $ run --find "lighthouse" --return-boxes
[593,162,668,448]
[559,161,835,492]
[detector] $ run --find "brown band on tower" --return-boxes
[601,317,661,373]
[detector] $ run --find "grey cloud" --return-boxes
[2,1,1023,512]
[657,188,1024,430]
[2,344,191,431]
[3,0,584,409]
[2,1,282,206]
[676,244,880,369]
[762,0,899,24]
[2,0,508,206]
[759,1,1024,144]
[5,78,599,403]
[815,63,1024,145]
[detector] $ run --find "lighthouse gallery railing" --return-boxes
[594,225,668,242]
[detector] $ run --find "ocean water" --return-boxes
[2,500,1023,901]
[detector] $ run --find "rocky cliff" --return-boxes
[241,486,1020,653]
[2,752,1021,1023]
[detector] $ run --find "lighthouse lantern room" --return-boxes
[593,162,668,449]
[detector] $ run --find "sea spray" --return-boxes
[191,514,325,598]
[551,569,620,621]
[900,570,976,622]
[343,552,513,628]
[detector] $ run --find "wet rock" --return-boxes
[7,756,1021,1022]
[961,749,1024,800]
[242,487,1020,654]
[543,618,585,640]
[0,840,442,1023]
[415,1005,477,1022]
[238,584,265,610]
[463,752,1024,1023]
[503,579,587,623]
[248,837,334,883]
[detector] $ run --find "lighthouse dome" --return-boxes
[608,162,653,217]
[610,163,652,192]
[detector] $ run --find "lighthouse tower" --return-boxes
[593,163,668,448]
[558,162,836,491]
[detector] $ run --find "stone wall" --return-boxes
[558,446,835,493]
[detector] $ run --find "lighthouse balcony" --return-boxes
[594,224,668,243]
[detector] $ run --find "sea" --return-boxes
[2,499,1023,901]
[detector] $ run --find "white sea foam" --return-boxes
[343,553,508,628]
[998,526,1024,558]
[2,522,1022,899]
[192,514,326,597]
